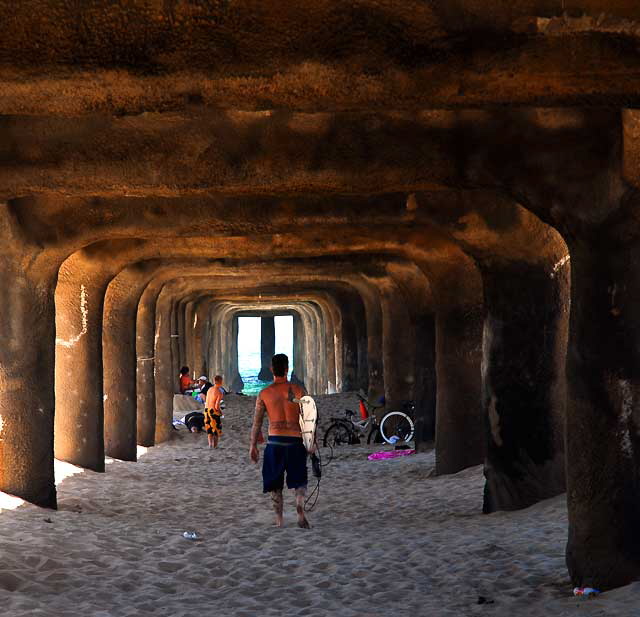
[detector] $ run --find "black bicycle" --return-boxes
[322,394,415,451]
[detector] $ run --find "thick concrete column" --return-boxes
[221,307,234,385]
[304,303,325,394]
[412,313,437,450]
[322,302,339,393]
[54,257,108,472]
[297,305,318,394]
[211,304,225,377]
[380,283,415,410]
[482,261,568,513]
[183,300,195,376]
[103,267,150,461]
[136,282,161,447]
[230,314,244,391]
[310,301,335,394]
[171,300,182,391]
[201,304,215,378]
[155,288,175,443]
[191,300,207,378]
[185,299,202,378]
[355,282,385,404]
[354,299,369,394]
[435,304,484,475]
[315,298,341,393]
[258,316,276,380]
[564,240,640,590]
[292,311,306,388]
[337,294,359,392]
[0,251,57,507]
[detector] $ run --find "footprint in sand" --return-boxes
[157,561,184,573]
[0,572,23,591]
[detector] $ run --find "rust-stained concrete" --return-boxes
[1,0,640,593]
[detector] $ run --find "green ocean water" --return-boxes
[238,350,292,396]
[237,316,293,396]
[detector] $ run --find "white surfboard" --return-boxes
[297,395,317,453]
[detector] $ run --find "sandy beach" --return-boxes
[0,393,633,616]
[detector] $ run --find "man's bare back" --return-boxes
[257,380,306,437]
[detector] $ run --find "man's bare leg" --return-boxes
[213,433,219,448]
[207,433,214,448]
[295,488,310,528]
[270,489,284,527]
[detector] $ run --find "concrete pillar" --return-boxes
[338,295,359,392]
[258,316,276,380]
[103,268,149,461]
[565,240,640,590]
[211,304,224,377]
[304,303,325,394]
[171,300,182,391]
[298,306,318,394]
[54,257,107,472]
[354,299,369,394]
[312,301,335,394]
[482,261,568,513]
[292,311,306,388]
[380,283,415,410]
[136,282,161,447]
[0,253,57,507]
[413,313,437,449]
[230,314,244,391]
[358,284,385,404]
[435,304,484,475]
[221,307,234,386]
[192,300,207,378]
[155,288,175,443]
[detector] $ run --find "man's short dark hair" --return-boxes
[180,366,190,375]
[271,354,289,377]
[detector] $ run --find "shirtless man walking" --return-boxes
[249,353,310,528]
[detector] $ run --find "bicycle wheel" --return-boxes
[379,412,415,445]
[323,422,353,448]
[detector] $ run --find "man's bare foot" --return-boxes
[296,504,310,528]
[274,516,284,527]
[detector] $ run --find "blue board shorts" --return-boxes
[262,436,308,493]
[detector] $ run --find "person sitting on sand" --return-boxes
[204,375,224,449]
[195,376,213,403]
[249,353,310,529]
[184,411,205,433]
[179,366,195,394]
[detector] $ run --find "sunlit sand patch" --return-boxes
[105,445,150,466]
[54,459,85,484]
[0,491,24,512]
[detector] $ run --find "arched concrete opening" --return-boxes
[3,12,640,596]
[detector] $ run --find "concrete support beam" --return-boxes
[482,261,568,513]
[258,317,276,381]
[0,247,57,507]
